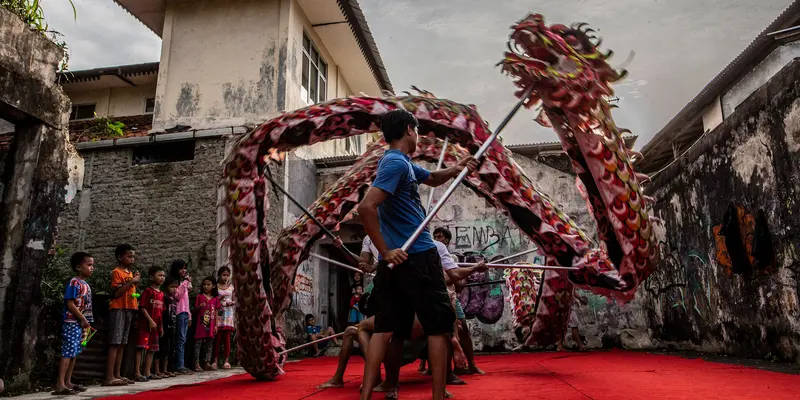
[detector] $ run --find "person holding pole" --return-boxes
[357,109,478,400]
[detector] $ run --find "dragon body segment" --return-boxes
[222,12,658,380]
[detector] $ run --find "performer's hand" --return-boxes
[383,249,408,265]
[475,260,489,272]
[458,156,479,173]
[80,318,91,329]
[132,272,141,284]
[149,320,157,331]
[333,237,343,248]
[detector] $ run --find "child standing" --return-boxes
[53,252,95,395]
[155,277,179,378]
[194,276,220,371]
[213,266,235,370]
[348,285,365,325]
[135,267,166,381]
[170,259,193,374]
[104,244,139,387]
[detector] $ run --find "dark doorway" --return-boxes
[322,242,361,332]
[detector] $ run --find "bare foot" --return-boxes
[445,390,455,398]
[384,388,399,399]
[467,367,486,375]
[223,362,231,369]
[317,378,344,389]
[210,363,218,370]
[373,381,393,392]
[447,374,467,385]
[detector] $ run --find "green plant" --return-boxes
[83,113,126,141]
[1,0,76,32]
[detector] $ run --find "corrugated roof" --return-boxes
[637,0,800,173]
[337,0,393,93]
[56,62,159,84]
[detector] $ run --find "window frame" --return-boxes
[69,103,97,121]
[144,97,156,114]
[301,32,328,105]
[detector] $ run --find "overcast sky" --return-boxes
[46,0,791,148]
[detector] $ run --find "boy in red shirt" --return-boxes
[135,266,166,381]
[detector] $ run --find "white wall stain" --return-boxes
[730,130,774,188]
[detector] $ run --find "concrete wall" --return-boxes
[721,41,800,118]
[702,96,724,133]
[644,59,800,363]
[66,84,157,118]
[153,0,284,130]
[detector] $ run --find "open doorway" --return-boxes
[321,241,362,333]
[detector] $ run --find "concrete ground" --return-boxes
[8,369,243,400]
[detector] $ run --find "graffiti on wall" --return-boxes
[712,203,776,276]
[645,242,713,318]
[293,262,314,314]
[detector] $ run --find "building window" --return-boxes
[70,104,96,121]
[132,141,195,165]
[301,33,328,104]
[144,98,155,114]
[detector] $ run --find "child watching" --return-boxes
[155,277,179,378]
[53,252,94,395]
[104,244,139,387]
[213,266,235,370]
[305,314,339,357]
[169,259,193,374]
[348,285,365,325]
[135,267,166,381]
[194,276,220,371]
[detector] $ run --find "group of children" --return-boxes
[54,244,238,395]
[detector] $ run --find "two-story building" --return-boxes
[56,0,392,333]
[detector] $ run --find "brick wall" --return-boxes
[59,138,230,281]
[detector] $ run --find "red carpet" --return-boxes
[100,350,800,399]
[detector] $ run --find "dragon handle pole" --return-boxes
[426,136,449,212]
[456,262,577,271]
[264,172,361,264]
[390,87,533,268]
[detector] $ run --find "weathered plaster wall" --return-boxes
[152,0,283,131]
[66,84,157,118]
[288,0,364,160]
[644,59,800,362]
[0,6,74,392]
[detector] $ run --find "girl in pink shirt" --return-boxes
[170,260,193,373]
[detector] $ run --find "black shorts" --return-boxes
[373,248,455,338]
[156,328,174,359]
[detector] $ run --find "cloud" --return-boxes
[43,0,792,148]
[46,0,161,70]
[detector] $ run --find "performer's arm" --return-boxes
[445,261,488,282]
[424,156,478,187]
[358,187,407,264]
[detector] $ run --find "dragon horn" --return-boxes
[628,150,644,161]
[635,172,651,183]
[604,49,614,59]
[583,28,596,34]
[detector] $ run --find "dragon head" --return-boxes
[499,13,626,113]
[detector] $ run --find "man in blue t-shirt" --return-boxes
[356,109,477,400]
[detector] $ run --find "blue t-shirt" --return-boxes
[307,325,321,335]
[63,277,93,324]
[371,149,436,255]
